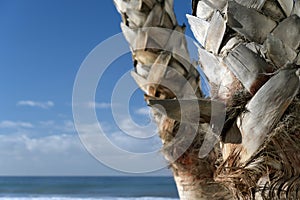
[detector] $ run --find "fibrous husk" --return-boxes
[221,89,252,146]
[216,95,300,199]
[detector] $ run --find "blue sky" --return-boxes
[0,0,198,176]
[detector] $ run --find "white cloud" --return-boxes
[0,132,82,156]
[72,101,120,109]
[75,121,161,153]
[0,120,33,128]
[118,117,157,138]
[62,120,75,132]
[0,131,171,176]
[17,100,54,109]
[21,134,80,153]
[39,120,55,126]
[0,119,170,175]
[38,120,75,134]
[0,132,89,160]
[87,101,111,109]
[135,107,151,115]
[109,131,162,153]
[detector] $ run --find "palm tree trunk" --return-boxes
[114,0,300,199]
[189,1,300,199]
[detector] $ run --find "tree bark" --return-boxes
[114,0,300,199]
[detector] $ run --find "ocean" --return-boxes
[0,176,179,200]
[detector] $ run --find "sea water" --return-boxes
[0,176,179,200]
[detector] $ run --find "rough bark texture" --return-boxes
[114,0,300,199]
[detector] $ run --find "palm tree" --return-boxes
[114,0,300,199]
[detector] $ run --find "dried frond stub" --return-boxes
[234,0,266,10]
[126,8,147,27]
[187,11,226,54]
[198,47,237,100]
[121,23,137,48]
[261,0,285,21]
[164,0,177,25]
[131,71,148,94]
[186,14,209,47]
[272,14,300,50]
[296,53,300,65]
[143,4,163,27]
[238,68,300,163]
[196,1,214,20]
[224,44,274,95]
[142,0,156,10]
[202,0,227,10]
[265,34,297,67]
[277,0,294,16]
[227,1,276,43]
[114,0,127,13]
[220,37,241,55]
[292,0,300,17]
[145,27,172,49]
[198,47,227,86]
[205,11,226,54]
[136,62,150,78]
[148,98,225,124]
[133,50,157,65]
[147,52,172,96]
